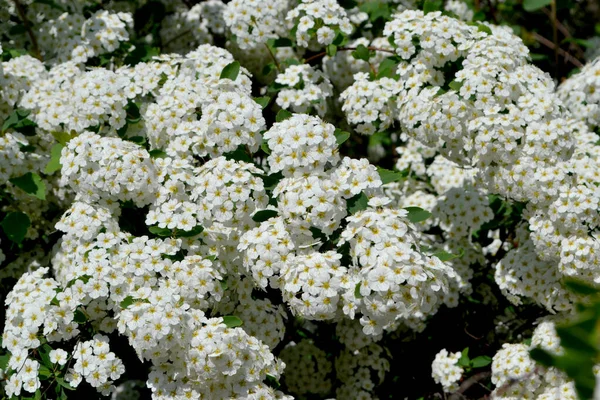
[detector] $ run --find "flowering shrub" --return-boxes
[2,0,600,399]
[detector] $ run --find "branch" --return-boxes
[448,371,492,400]
[532,32,583,68]
[12,0,42,61]
[304,46,396,64]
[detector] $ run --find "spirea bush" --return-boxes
[2,0,600,399]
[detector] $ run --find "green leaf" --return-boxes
[55,377,75,391]
[404,207,432,223]
[448,80,463,91]
[457,347,470,367]
[149,226,171,237]
[128,136,146,146]
[120,296,135,308]
[252,210,278,222]
[432,249,464,262]
[347,192,369,214]
[265,374,281,389]
[563,278,599,296]
[149,149,167,158]
[377,57,400,78]
[254,96,271,109]
[51,131,74,146]
[38,365,52,380]
[10,172,46,200]
[377,167,406,184]
[523,0,552,11]
[2,109,34,134]
[276,109,293,122]
[530,347,556,367]
[39,344,53,367]
[334,128,351,145]
[423,0,443,13]
[351,44,371,62]
[470,355,492,368]
[354,282,364,299]
[1,212,30,244]
[0,353,10,370]
[73,309,87,324]
[176,225,204,238]
[477,23,493,35]
[261,141,271,155]
[326,44,337,57]
[220,61,240,80]
[222,315,243,328]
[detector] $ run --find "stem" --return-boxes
[265,43,282,72]
[449,372,491,399]
[304,46,395,64]
[532,32,583,68]
[12,0,42,61]
[550,0,559,78]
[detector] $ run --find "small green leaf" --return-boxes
[149,226,172,237]
[1,108,31,134]
[222,316,243,328]
[254,96,271,109]
[470,355,492,368]
[404,207,432,223]
[334,128,351,145]
[10,172,46,200]
[326,44,337,57]
[523,0,552,11]
[177,225,204,238]
[55,377,75,391]
[354,282,364,298]
[457,347,470,367]
[276,109,293,122]
[220,61,241,81]
[265,374,281,389]
[351,44,371,62]
[252,210,278,222]
[149,149,167,158]
[261,141,271,155]
[347,192,369,214]
[1,212,30,244]
[448,80,463,92]
[38,365,52,380]
[120,296,134,309]
[51,131,74,146]
[73,309,87,324]
[432,249,464,262]
[477,23,493,35]
[377,167,406,184]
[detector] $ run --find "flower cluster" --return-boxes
[224,0,290,49]
[431,349,464,393]
[287,0,353,50]
[275,64,333,116]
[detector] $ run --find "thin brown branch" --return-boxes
[304,46,396,64]
[532,32,584,68]
[541,7,585,58]
[550,0,559,78]
[265,43,282,72]
[12,0,42,61]
[449,372,492,400]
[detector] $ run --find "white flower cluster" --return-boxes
[60,132,160,207]
[275,64,333,117]
[558,56,600,130]
[287,0,353,50]
[224,0,290,49]
[335,343,390,399]
[431,349,464,393]
[263,113,339,177]
[491,320,579,399]
[279,339,332,396]
[37,10,132,64]
[341,72,402,135]
[339,207,458,335]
